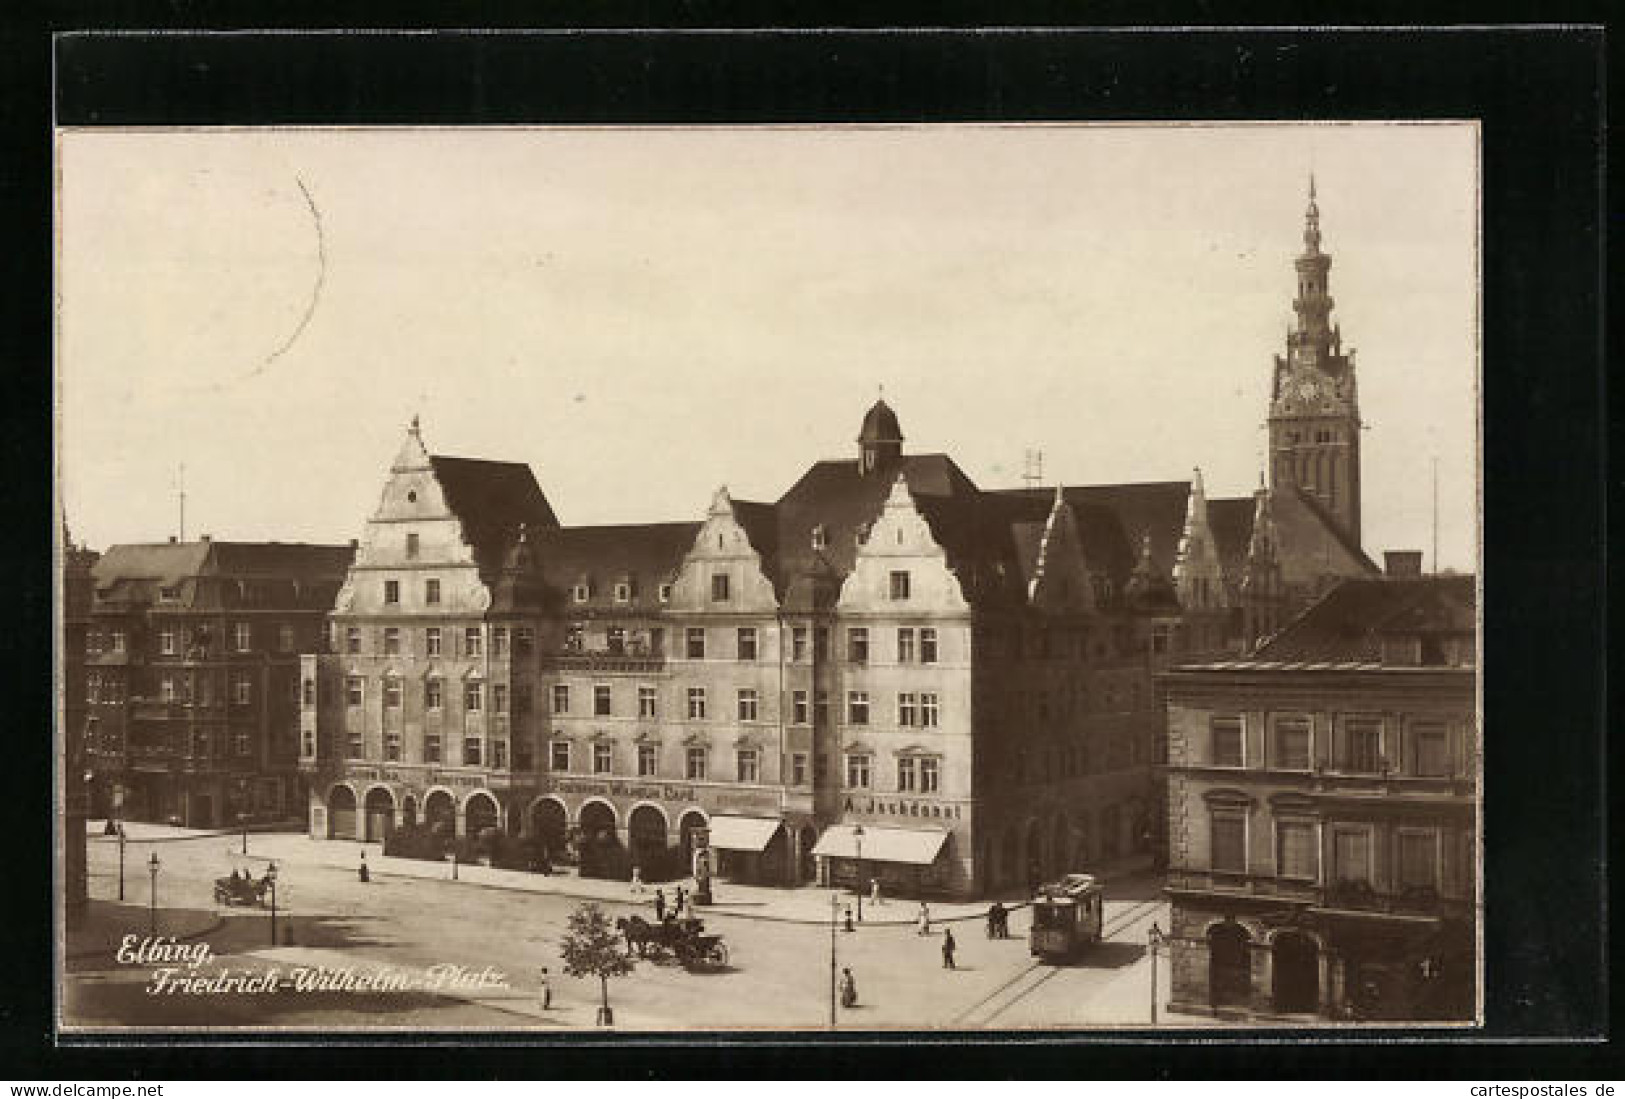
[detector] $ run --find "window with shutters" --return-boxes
[1276,820,1318,880]
[1211,813,1247,874]
[1211,716,1244,766]
[1273,717,1311,770]
[1343,718,1382,773]
[1332,828,1372,886]
[1398,830,1439,891]
[1413,723,1450,777]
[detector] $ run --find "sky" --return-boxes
[56,123,1478,571]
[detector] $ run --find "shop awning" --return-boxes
[812,824,949,866]
[706,815,784,852]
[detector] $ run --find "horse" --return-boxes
[616,915,662,958]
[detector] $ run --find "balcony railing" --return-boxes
[1167,869,1472,919]
[544,644,666,673]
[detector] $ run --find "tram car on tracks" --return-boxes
[1028,873,1104,963]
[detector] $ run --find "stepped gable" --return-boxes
[532,521,701,612]
[1253,575,1476,663]
[427,454,561,581]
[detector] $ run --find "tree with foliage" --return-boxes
[559,901,635,1025]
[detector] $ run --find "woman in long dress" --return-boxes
[916,901,931,936]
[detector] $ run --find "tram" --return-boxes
[1028,873,1105,963]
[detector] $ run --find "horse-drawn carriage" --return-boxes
[214,872,272,907]
[617,915,730,967]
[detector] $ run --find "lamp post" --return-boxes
[266,861,279,945]
[853,823,865,923]
[117,827,126,901]
[240,811,249,856]
[1147,922,1165,1026]
[829,892,839,1028]
[147,852,161,936]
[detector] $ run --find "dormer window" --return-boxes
[573,582,590,603]
[658,583,673,603]
[854,523,870,547]
[613,581,633,604]
[158,585,180,602]
[811,524,828,551]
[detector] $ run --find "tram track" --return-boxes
[950,895,1166,1028]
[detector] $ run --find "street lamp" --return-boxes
[117,826,126,902]
[852,824,865,923]
[1147,922,1165,1026]
[147,852,161,936]
[266,861,279,945]
[828,892,840,1028]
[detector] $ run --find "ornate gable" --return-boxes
[668,486,779,613]
[836,474,969,613]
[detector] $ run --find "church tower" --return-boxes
[857,397,904,476]
[1268,177,1363,548]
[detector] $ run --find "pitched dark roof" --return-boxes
[1286,487,1381,574]
[91,540,353,611]
[429,455,561,579]
[533,522,701,612]
[1253,575,1476,662]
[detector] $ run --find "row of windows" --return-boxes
[154,671,261,706]
[343,676,532,715]
[548,683,941,727]
[88,621,303,657]
[343,624,536,659]
[1208,814,1453,893]
[669,625,941,664]
[1207,714,1456,777]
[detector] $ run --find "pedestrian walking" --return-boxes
[674,884,687,917]
[654,888,667,922]
[358,851,370,883]
[941,927,957,969]
[839,967,858,1008]
[916,901,932,936]
[986,902,1000,939]
[630,866,645,895]
[538,966,552,1011]
[869,878,882,908]
[843,906,855,933]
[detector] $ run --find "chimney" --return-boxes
[349,538,360,549]
[1384,550,1423,579]
[200,534,212,543]
[168,535,177,544]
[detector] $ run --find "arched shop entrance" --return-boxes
[578,801,622,879]
[530,799,568,861]
[628,805,672,880]
[678,810,709,871]
[464,792,500,840]
[423,790,456,838]
[363,787,395,843]
[327,785,357,840]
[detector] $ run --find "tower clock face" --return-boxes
[1296,378,1321,402]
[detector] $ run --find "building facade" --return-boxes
[1161,573,1478,1022]
[83,537,354,827]
[61,525,100,926]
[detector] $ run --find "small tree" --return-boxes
[559,902,634,1025]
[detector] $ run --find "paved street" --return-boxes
[66,822,1189,1031]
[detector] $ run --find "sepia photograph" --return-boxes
[55,121,1480,1034]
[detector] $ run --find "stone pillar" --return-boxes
[1249,940,1275,1014]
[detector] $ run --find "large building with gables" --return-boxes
[298,184,1383,898]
